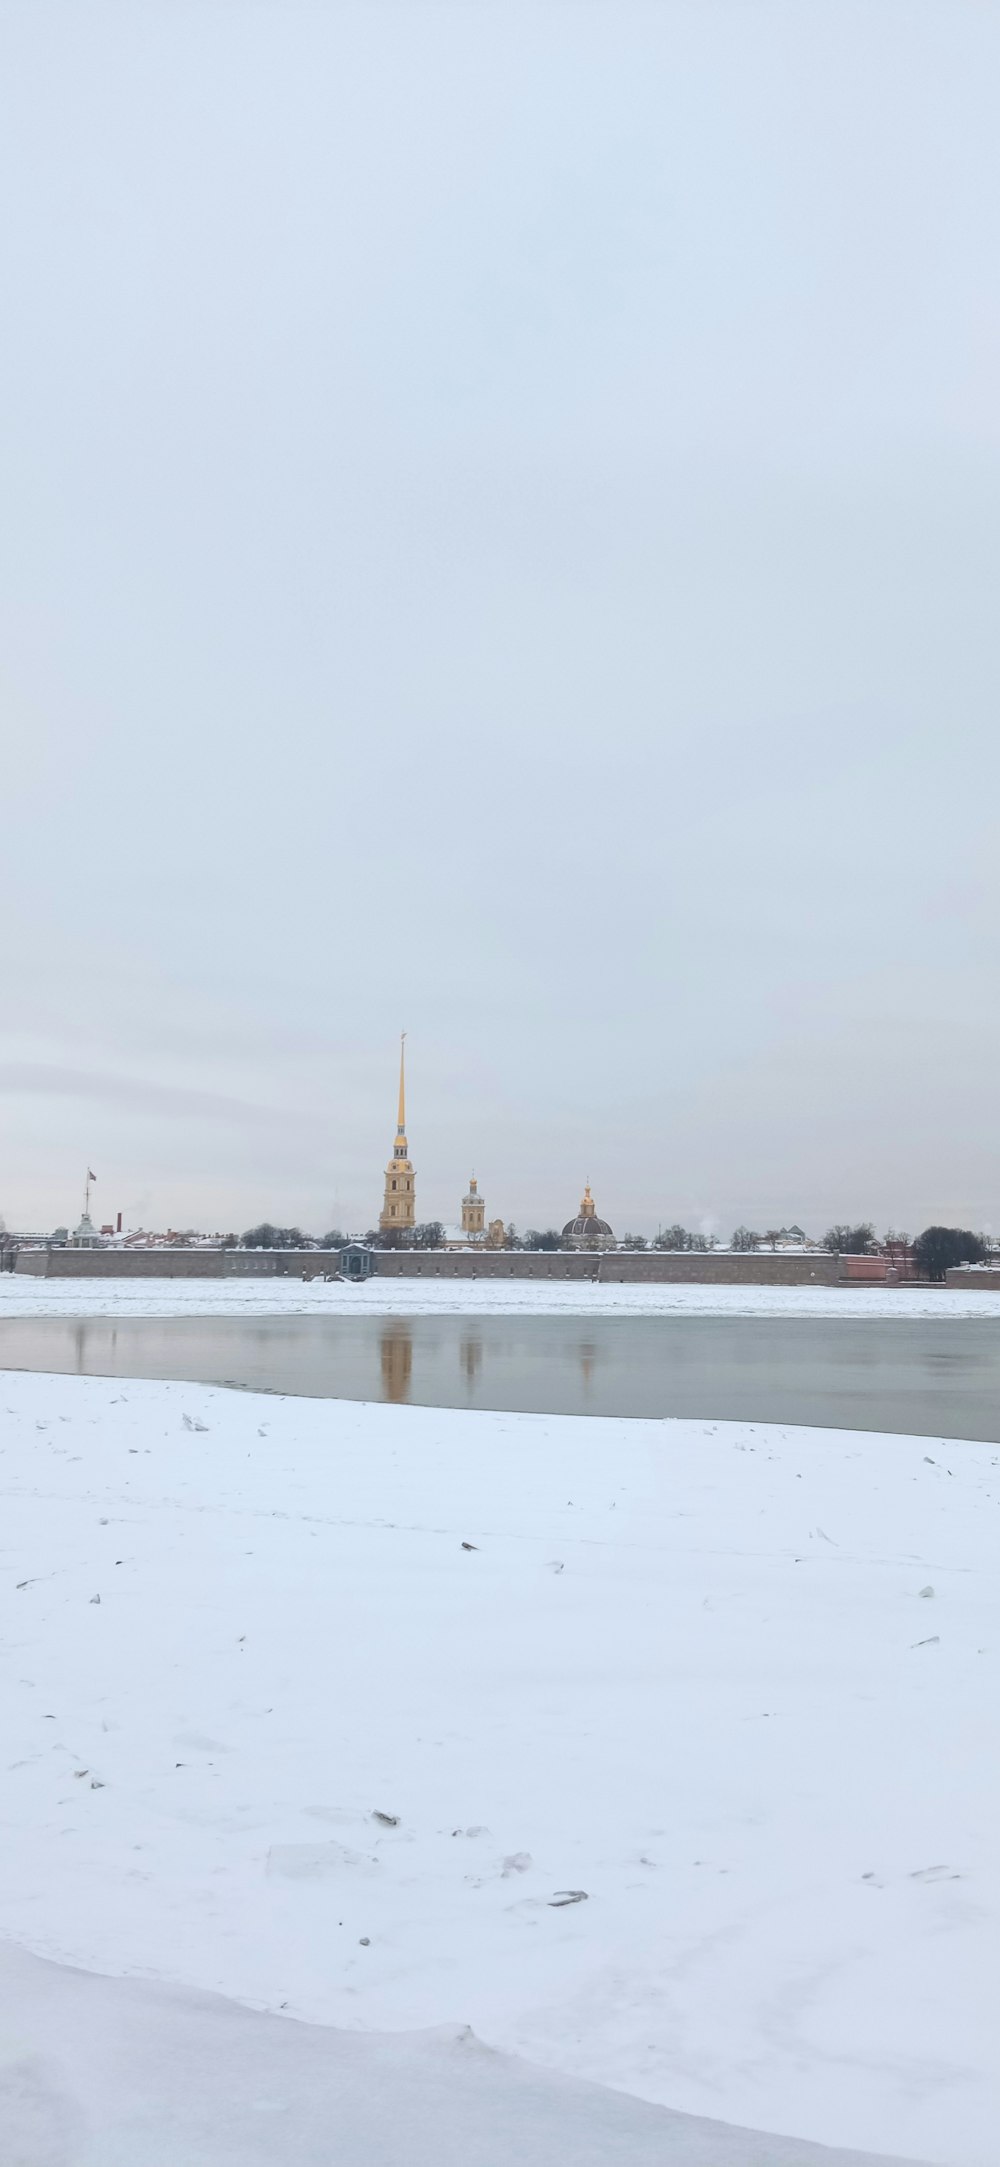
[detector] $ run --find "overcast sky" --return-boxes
[2,1,998,1239]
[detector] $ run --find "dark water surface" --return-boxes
[1,1312,999,1439]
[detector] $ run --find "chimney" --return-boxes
[116,1212,122,1233]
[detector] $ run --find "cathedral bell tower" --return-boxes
[379,1034,416,1241]
[461,1175,485,1239]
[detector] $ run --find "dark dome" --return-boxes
[561,1213,614,1241]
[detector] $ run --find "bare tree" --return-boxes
[241,1223,307,1249]
[822,1223,875,1255]
[411,1221,445,1249]
[653,1224,691,1251]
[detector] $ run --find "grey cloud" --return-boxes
[1,2,998,1234]
[0,1065,288,1129]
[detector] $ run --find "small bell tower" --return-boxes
[461,1174,485,1239]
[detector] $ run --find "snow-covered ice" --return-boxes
[3,1269,1000,1320]
[2,1372,996,2163]
[2,1937,935,2167]
[0,1943,927,2167]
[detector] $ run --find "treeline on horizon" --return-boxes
[236,1222,993,1282]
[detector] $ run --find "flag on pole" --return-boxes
[87,1169,97,1182]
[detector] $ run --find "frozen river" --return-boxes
[1,1310,999,1438]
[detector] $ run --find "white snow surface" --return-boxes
[0,1944,925,2167]
[3,1374,996,2164]
[3,1270,1000,1320]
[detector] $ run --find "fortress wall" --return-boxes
[371,1249,841,1285]
[15,1247,842,1285]
[16,1248,231,1277]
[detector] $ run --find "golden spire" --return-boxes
[381,1033,415,1238]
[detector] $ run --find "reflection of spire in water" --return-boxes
[578,1339,597,1392]
[460,1334,482,1389]
[380,1323,413,1404]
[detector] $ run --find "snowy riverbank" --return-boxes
[0,1942,925,2167]
[2,1372,995,2163]
[3,1270,1000,1321]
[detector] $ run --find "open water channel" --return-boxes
[1,1311,1000,1439]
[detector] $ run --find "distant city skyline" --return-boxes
[2,4,998,1238]
[1,1033,993,1247]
